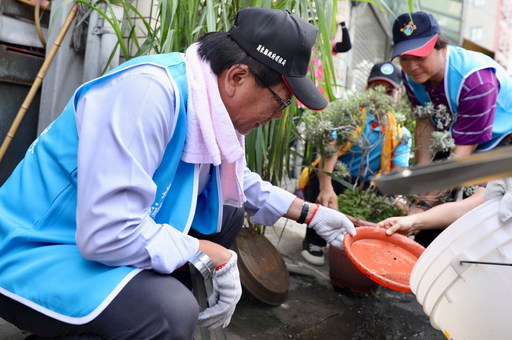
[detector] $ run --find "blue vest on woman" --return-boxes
[406,45,512,151]
[0,53,222,324]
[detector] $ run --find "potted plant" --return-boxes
[301,86,411,292]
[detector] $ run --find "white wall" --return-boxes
[38,1,122,133]
[463,0,498,51]
[38,0,84,133]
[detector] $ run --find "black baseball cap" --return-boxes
[391,11,441,59]
[367,62,402,89]
[228,7,328,110]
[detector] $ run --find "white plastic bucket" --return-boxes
[410,197,512,340]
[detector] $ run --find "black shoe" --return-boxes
[301,241,325,265]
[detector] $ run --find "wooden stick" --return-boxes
[0,3,78,163]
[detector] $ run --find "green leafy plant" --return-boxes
[300,87,412,223]
[412,103,456,154]
[429,131,455,154]
[338,187,406,222]
[301,86,402,163]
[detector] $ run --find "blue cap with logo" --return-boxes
[391,11,441,59]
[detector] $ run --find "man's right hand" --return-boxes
[308,205,356,249]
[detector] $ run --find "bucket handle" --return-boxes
[459,260,512,267]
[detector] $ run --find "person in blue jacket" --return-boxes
[298,62,412,265]
[391,11,512,246]
[0,8,356,340]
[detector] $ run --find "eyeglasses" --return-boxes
[266,84,292,112]
[253,73,292,112]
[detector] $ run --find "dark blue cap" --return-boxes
[392,12,441,59]
[367,62,402,89]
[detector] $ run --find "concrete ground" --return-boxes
[225,219,445,340]
[0,219,444,340]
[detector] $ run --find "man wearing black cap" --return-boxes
[0,8,356,339]
[391,11,512,246]
[298,62,411,266]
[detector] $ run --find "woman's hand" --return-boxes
[316,188,339,210]
[376,215,420,236]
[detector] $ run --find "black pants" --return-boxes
[0,205,244,340]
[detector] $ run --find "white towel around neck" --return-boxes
[182,43,246,207]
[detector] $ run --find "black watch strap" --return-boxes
[297,202,310,224]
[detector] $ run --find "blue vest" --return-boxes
[0,53,222,323]
[339,113,410,182]
[406,45,512,151]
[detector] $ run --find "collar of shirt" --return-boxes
[366,113,381,132]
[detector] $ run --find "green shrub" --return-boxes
[338,187,406,223]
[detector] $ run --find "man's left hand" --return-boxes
[198,250,241,329]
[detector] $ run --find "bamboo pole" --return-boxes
[34,0,47,48]
[0,3,79,163]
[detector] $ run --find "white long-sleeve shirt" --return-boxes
[74,64,295,274]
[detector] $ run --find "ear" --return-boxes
[219,64,252,97]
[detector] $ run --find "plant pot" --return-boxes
[328,245,378,293]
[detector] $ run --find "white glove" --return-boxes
[484,178,512,223]
[198,250,242,329]
[308,205,356,249]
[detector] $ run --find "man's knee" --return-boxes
[160,295,200,339]
[105,272,200,339]
[136,287,199,340]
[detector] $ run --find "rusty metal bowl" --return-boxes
[232,227,290,305]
